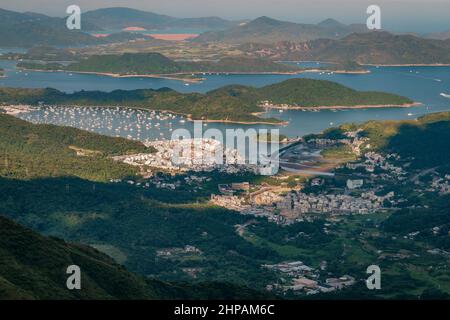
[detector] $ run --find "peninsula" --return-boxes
[0,78,413,124]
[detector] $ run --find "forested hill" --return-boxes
[20,52,299,75]
[0,113,150,181]
[0,215,270,299]
[0,215,165,299]
[242,31,450,65]
[0,78,413,124]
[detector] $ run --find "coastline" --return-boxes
[16,66,371,81]
[261,102,422,111]
[362,63,450,67]
[16,68,205,83]
[1,103,286,126]
[299,68,371,74]
[187,115,287,126]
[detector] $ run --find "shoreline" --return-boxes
[16,68,205,83]
[261,102,422,111]
[298,68,371,74]
[363,63,450,67]
[186,115,287,126]
[1,103,285,126]
[16,66,371,81]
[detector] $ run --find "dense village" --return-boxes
[104,125,449,296]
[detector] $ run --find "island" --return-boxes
[16,52,302,83]
[0,78,414,124]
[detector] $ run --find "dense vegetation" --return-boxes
[22,52,299,75]
[68,53,183,74]
[0,114,150,181]
[0,215,270,299]
[243,31,450,65]
[0,78,412,123]
[260,78,412,107]
[0,113,449,298]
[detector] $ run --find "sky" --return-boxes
[0,0,449,33]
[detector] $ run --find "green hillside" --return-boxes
[0,78,412,124]
[0,112,449,298]
[0,113,150,181]
[68,53,183,74]
[0,215,165,299]
[259,78,413,107]
[43,52,299,75]
[243,31,450,65]
[0,215,270,299]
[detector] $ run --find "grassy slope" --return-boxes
[0,114,150,181]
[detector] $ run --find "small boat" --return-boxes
[407,113,413,116]
[440,93,450,99]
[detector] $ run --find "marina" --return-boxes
[1,59,449,139]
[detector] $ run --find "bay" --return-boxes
[1,58,449,138]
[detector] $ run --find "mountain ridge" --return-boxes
[194,15,368,43]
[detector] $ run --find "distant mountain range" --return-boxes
[427,29,450,40]
[0,7,237,47]
[82,7,239,31]
[194,16,368,43]
[241,31,450,65]
[0,8,100,47]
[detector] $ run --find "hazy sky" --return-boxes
[0,0,449,33]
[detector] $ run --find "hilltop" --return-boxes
[82,7,237,31]
[18,52,300,77]
[242,31,450,65]
[194,16,367,44]
[0,79,413,124]
[0,8,100,47]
